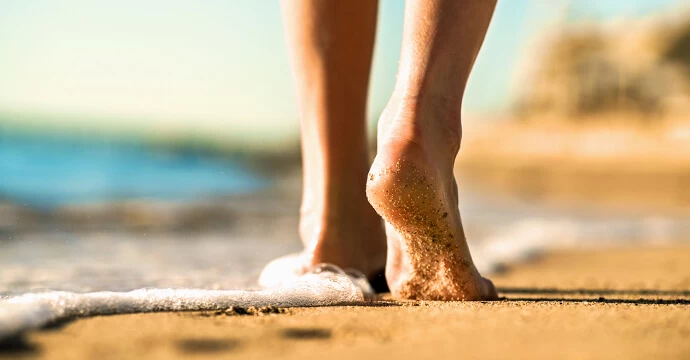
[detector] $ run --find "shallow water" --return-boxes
[1,134,689,340]
[1,232,300,296]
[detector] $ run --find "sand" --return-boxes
[456,122,690,215]
[3,246,690,360]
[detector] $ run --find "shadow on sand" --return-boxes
[497,287,690,305]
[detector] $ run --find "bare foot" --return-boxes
[298,194,388,282]
[366,98,497,301]
[260,186,388,291]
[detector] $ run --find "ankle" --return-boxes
[298,204,386,274]
[379,95,463,161]
[299,195,384,243]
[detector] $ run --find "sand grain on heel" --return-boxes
[367,151,497,301]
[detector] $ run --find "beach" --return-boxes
[5,245,689,360]
[1,125,689,360]
[2,1,690,358]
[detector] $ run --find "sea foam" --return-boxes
[0,267,367,342]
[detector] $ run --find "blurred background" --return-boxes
[2,0,689,295]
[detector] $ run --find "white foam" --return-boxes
[258,252,307,289]
[0,269,365,342]
[470,218,578,273]
[470,216,689,274]
[258,254,376,297]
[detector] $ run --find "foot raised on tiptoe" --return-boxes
[366,100,497,301]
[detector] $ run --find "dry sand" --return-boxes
[3,246,690,360]
[457,122,690,214]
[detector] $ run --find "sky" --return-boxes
[0,0,684,142]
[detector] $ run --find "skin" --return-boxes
[280,0,387,279]
[280,0,498,300]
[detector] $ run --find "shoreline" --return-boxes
[3,245,689,360]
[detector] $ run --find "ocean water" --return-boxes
[0,133,266,207]
[1,133,689,341]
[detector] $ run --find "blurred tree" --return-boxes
[515,11,690,122]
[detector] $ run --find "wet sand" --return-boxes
[3,246,690,360]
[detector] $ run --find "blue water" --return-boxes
[0,133,268,208]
